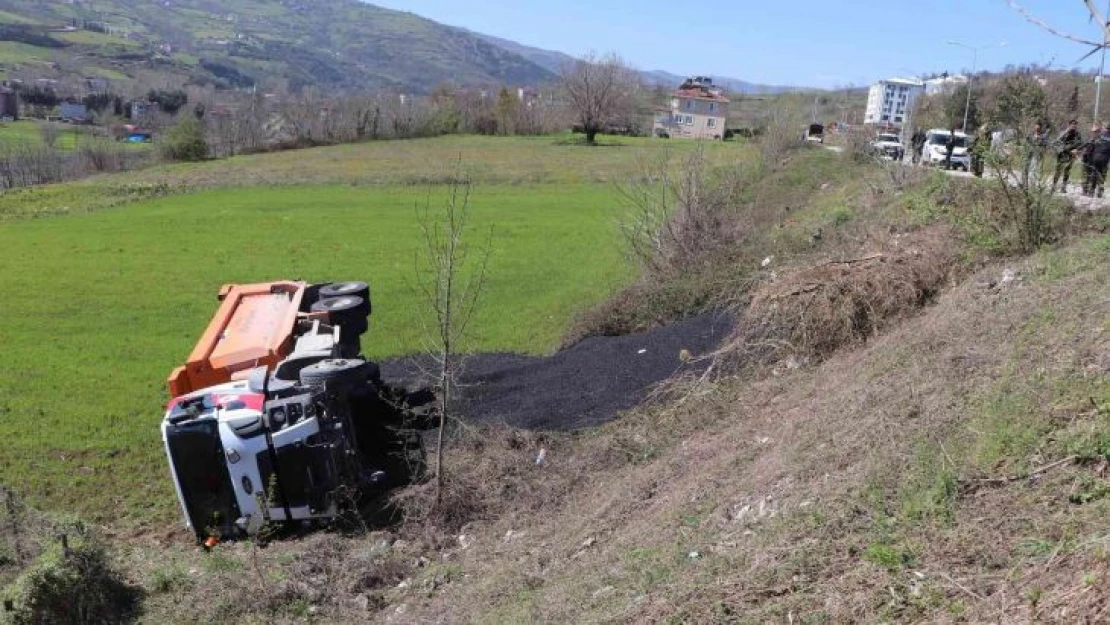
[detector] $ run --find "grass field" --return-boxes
[0,120,144,153]
[0,134,751,524]
[0,120,86,150]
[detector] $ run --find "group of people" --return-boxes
[1046,120,1110,197]
[904,121,1110,198]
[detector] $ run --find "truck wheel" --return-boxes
[319,282,371,315]
[299,358,373,391]
[311,296,369,336]
[300,282,332,312]
[312,295,369,320]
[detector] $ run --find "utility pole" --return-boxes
[948,40,1008,131]
[1096,0,1110,122]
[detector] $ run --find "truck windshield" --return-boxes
[165,418,240,540]
[929,135,966,147]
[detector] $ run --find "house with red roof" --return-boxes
[652,76,729,140]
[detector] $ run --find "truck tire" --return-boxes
[319,282,371,316]
[311,296,369,335]
[299,358,373,391]
[300,282,332,312]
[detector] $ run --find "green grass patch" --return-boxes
[863,543,916,570]
[112,134,753,192]
[54,30,138,46]
[0,181,632,523]
[0,40,54,64]
[0,120,105,152]
[0,9,39,24]
[83,65,133,81]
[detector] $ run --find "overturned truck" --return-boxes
[161,280,428,542]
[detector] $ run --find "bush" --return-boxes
[714,228,959,372]
[2,531,140,625]
[159,117,208,162]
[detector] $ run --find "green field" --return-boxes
[0,120,115,152]
[0,134,750,525]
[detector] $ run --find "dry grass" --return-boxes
[715,226,962,371]
[379,232,1110,625]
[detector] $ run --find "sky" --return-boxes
[371,0,1110,88]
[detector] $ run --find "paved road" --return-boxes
[844,146,1110,213]
[939,164,1110,212]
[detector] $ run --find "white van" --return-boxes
[920,129,970,170]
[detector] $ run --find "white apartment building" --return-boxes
[863,78,924,125]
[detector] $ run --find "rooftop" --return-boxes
[674,86,730,103]
[878,77,925,87]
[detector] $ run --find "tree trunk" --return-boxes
[585,127,598,144]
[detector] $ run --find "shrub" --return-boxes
[713,228,959,372]
[2,532,140,625]
[159,116,208,162]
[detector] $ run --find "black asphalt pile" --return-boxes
[379,312,733,431]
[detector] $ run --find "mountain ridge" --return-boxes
[0,0,798,95]
[460,28,799,94]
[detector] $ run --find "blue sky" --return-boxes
[372,0,1110,88]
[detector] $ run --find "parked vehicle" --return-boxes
[162,280,431,542]
[803,123,825,144]
[921,129,970,170]
[871,133,904,160]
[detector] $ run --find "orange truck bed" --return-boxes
[167,281,308,396]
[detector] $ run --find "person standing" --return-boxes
[1081,122,1103,196]
[971,124,990,178]
[1051,119,1083,193]
[1025,122,1049,183]
[1088,125,1110,198]
[911,128,926,164]
[944,127,958,170]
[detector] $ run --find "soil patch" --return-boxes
[380,312,733,430]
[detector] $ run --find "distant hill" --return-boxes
[0,0,554,94]
[465,30,798,95]
[0,0,796,97]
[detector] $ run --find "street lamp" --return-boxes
[947,40,1008,131]
[1095,0,1110,122]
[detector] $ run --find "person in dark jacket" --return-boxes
[1051,119,1083,193]
[1087,125,1110,198]
[944,127,959,170]
[910,128,926,164]
[1082,123,1105,196]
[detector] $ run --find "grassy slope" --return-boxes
[0,134,750,526]
[410,235,1110,625]
[96,151,1110,624]
[385,176,1110,624]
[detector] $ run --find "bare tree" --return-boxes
[559,52,639,144]
[1006,1,1110,59]
[414,175,491,506]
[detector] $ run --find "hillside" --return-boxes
[464,29,798,94]
[0,0,799,98]
[0,0,554,94]
[3,140,1105,623]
